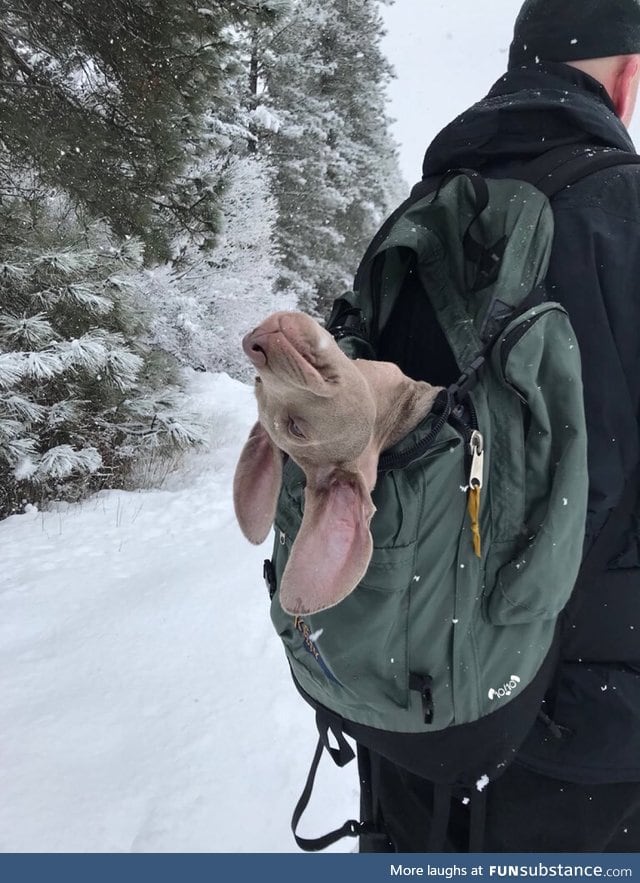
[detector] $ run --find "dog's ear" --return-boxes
[233,422,283,544]
[279,465,375,615]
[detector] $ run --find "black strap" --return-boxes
[518,144,640,197]
[291,737,362,852]
[291,712,383,852]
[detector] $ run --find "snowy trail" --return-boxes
[0,373,357,853]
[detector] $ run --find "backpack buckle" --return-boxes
[451,355,486,399]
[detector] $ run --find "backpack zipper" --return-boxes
[469,430,484,490]
[449,397,479,453]
[467,430,484,557]
[377,391,453,472]
[450,398,484,557]
[499,304,564,374]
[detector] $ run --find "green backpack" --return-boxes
[263,145,640,850]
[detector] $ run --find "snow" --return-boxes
[0,371,358,852]
[250,105,282,134]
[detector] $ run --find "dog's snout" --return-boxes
[242,331,268,367]
[248,343,267,367]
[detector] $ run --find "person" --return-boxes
[359,0,640,853]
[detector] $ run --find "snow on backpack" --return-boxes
[259,146,640,851]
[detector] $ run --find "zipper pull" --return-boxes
[467,431,484,558]
[469,430,484,489]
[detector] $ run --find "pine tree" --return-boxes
[0,197,204,518]
[144,153,287,379]
[255,0,404,315]
[0,1,245,260]
[325,0,406,301]
[141,0,293,374]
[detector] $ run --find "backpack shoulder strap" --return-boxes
[518,144,640,198]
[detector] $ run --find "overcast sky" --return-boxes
[380,0,640,185]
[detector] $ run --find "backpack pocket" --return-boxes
[270,529,417,711]
[484,304,589,625]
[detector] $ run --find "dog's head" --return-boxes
[233,311,441,615]
[245,310,379,472]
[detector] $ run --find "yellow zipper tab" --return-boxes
[468,485,482,558]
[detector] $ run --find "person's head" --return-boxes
[509,0,640,127]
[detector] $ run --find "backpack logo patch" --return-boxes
[488,675,521,701]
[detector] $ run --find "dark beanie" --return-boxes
[509,0,640,68]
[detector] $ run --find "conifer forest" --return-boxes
[0,0,403,517]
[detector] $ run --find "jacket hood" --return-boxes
[422,62,636,179]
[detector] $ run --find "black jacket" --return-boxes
[423,62,640,783]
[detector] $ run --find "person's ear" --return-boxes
[612,55,640,127]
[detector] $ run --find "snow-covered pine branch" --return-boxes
[0,313,57,349]
[36,444,102,481]
[0,199,204,518]
[0,394,47,424]
[0,354,27,389]
[61,285,114,316]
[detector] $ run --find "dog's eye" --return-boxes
[288,418,306,439]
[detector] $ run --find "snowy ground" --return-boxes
[0,371,358,853]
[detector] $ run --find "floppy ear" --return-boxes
[233,422,283,544]
[279,467,375,616]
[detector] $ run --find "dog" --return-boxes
[233,311,442,616]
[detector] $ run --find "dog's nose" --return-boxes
[242,330,269,367]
